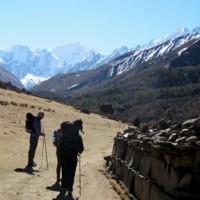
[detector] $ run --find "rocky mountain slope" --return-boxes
[0,65,23,88]
[31,31,200,124]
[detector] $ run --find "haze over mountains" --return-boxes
[0,27,199,89]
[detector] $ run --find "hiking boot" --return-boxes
[25,165,33,172]
[26,164,33,168]
[27,162,37,167]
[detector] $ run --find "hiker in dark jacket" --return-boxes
[26,110,45,168]
[52,128,62,182]
[59,120,84,197]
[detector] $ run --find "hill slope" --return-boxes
[0,88,128,200]
[0,65,23,88]
[31,35,200,124]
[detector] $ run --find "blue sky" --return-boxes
[0,0,199,54]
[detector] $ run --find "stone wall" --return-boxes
[107,117,200,200]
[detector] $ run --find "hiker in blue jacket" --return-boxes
[26,110,45,169]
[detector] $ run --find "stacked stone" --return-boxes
[108,117,200,200]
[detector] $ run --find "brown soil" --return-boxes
[0,88,129,200]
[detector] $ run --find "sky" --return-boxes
[0,0,199,55]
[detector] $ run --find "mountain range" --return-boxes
[30,27,200,124]
[1,26,200,124]
[0,27,199,89]
[0,42,129,88]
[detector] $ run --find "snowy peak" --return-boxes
[51,42,93,65]
[140,27,190,50]
[10,45,36,62]
[107,31,200,77]
[162,27,190,41]
[112,46,129,56]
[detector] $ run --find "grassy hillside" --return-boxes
[68,64,200,124]
[0,87,129,200]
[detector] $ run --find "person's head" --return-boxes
[37,110,45,119]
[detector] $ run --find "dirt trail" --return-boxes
[0,89,129,200]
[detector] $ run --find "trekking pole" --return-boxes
[44,135,49,170]
[79,155,81,197]
[38,136,45,171]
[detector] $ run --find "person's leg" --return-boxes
[28,136,38,167]
[61,155,68,190]
[66,156,77,193]
[56,150,62,182]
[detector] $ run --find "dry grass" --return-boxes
[105,172,130,200]
[0,88,129,200]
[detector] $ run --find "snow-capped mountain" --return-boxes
[67,46,129,73]
[67,51,103,72]
[0,42,129,88]
[0,45,65,84]
[31,27,200,125]
[135,27,190,50]
[31,26,200,99]
[1,26,200,89]
[107,29,200,76]
[51,42,94,65]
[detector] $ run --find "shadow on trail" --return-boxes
[48,183,79,200]
[52,191,78,200]
[14,167,39,175]
[52,191,66,200]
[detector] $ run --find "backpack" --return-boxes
[59,121,80,156]
[25,112,35,133]
[52,129,62,147]
[74,119,83,133]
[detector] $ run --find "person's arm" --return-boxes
[78,135,84,154]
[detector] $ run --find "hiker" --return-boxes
[26,110,45,168]
[52,128,62,182]
[59,119,84,197]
